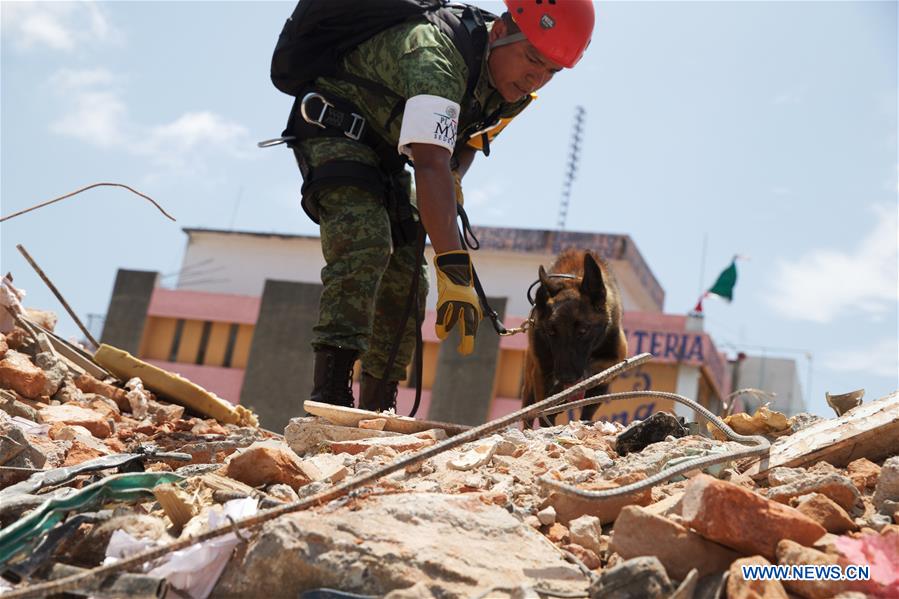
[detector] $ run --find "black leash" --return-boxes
[456,204,515,336]
[378,224,426,418]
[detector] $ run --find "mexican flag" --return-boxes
[693,257,738,313]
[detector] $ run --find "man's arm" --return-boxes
[453,145,477,180]
[410,143,462,253]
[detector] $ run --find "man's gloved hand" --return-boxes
[433,250,482,355]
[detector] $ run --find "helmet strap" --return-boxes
[489,32,526,51]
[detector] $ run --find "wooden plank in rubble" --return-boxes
[303,400,472,437]
[741,391,899,480]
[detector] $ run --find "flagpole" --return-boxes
[697,233,708,301]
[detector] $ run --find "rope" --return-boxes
[3,354,651,598]
[536,390,770,499]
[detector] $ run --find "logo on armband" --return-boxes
[433,108,458,146]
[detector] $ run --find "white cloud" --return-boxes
[50,90,128,148]
[50,67,116,89]
[1,2,120,52]
[138,112,250,164]
[766,204,898,323]
[824,338,899,380]
[47,68,251,171]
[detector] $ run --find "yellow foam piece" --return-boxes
[94,344,258,427]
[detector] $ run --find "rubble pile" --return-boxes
[0,316,897,598]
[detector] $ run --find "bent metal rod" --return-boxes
[4,355,652,598]
[536,390,770,499]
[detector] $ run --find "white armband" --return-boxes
[397,94,460,158]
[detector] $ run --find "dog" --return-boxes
[522,249,628,426]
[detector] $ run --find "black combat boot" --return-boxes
[358,371,399,413]
[309,346,358,408]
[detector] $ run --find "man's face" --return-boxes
[487,20,563,103]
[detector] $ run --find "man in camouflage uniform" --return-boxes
[292,0,595,412]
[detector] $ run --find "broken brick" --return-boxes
[767,472,861,513]
[545,522,569,544]
[39,403,112,438]
[610,505,741,580]
[794,493,858,534]
[847,458,880,492]
[73,373,130,412]
[680,474,826,560]
[561,543,601,569]
[0,349,49,399]
[226,441,311,491]
[63,439,109,467]
[544,471,653,525]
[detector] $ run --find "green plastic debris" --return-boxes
[0,472,182,566]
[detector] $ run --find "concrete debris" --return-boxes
[213,493,587,598]
[588,555,673,599]
[873,456,899,513]
[767,471,862,514]
[329,432,437,455]
[448,436,499,470]
[124,376,151,420]
[0,328,895,598]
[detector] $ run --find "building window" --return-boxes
[168,319,186,362]
[195,321,213,365]
[222,323,240,368]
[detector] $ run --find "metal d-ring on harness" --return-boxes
[535,389,771,500]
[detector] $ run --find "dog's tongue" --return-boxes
[562,382,585,402]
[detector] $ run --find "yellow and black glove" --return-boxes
[452,170,464,206]
[433,250,482,355]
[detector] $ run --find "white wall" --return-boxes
[177,233,325,296]
[737,356,806,415]
[179,231,647,319]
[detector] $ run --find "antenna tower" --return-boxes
[557,105,586,232]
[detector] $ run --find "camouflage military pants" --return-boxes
[297,137,427,382]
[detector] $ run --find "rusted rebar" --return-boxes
[15,244,99,349]
[0,182,175,223]
[2,354,652,599]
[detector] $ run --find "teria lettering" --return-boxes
[624,329,706,362]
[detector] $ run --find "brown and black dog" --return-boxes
[522,249,628,426]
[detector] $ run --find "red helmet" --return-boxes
[502,0,595,68]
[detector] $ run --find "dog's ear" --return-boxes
[536,265,557,310]
[581,253,607,305]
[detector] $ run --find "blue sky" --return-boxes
[1,1,896,417]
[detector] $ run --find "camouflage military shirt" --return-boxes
[300,18,532,168]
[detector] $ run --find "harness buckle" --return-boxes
[346,113,365,141]
[300,92,333,129]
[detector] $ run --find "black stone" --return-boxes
[615,411,687,456]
